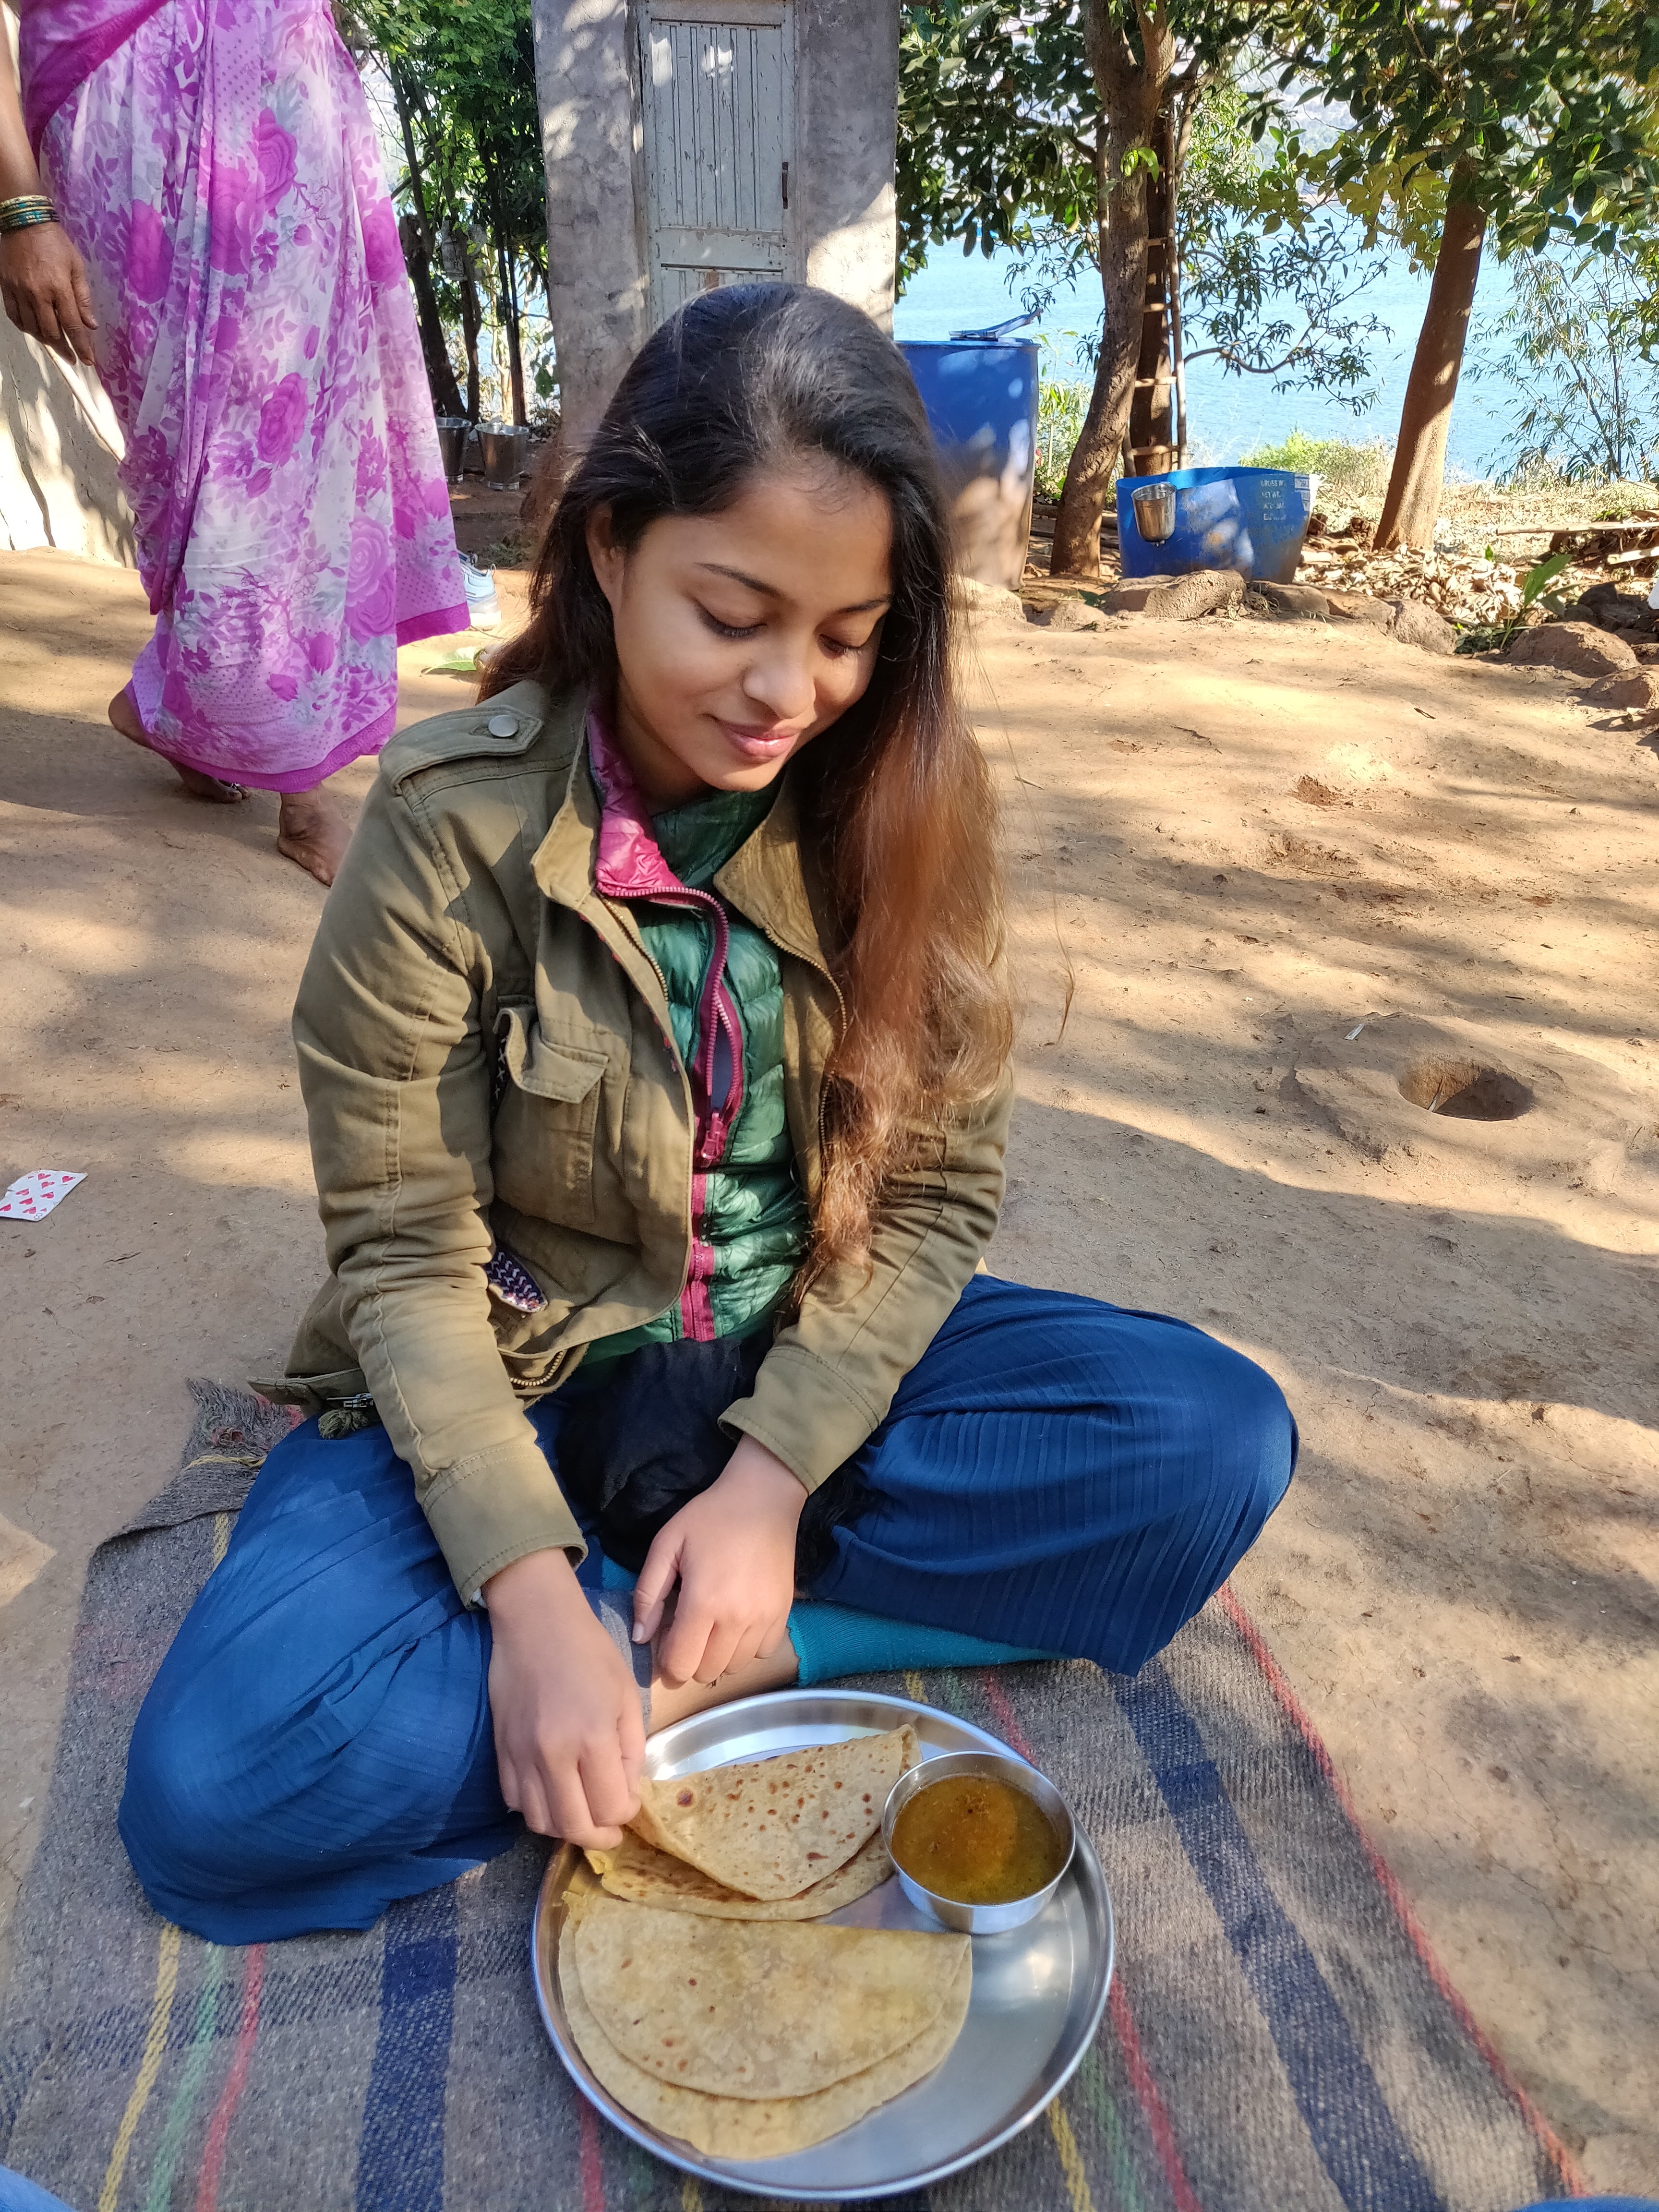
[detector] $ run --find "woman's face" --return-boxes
[586,459,893,809]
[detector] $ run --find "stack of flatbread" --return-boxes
[557,1727,972,2157]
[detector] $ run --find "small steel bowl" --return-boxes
[881,1750,1077,1936]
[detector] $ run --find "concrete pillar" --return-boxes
[796,0,898,334]
[529,0,649,463]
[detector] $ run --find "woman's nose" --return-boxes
[742,641,817,724]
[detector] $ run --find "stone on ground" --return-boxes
[955,577,1028,629]
[1507,620,1639,676]
[1387,597,1457,655]
[1104,569,1244,622]
[1040,597,1109,632]
[1575,582,1654,633]
[1323,591,1397,630]
[1584,667,1659,710]
[1247,580,1331,622]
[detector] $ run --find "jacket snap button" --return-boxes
[486,713,518,737]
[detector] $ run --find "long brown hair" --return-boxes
[485,284,1011,1286]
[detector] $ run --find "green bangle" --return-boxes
[0,208,57,233]
[0,194,58,233]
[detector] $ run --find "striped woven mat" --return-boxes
[0,1385,1581,2212]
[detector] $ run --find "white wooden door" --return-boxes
[638,0,794,327]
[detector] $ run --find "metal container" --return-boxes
[1130,480,1178,545]
[881,1749,1077,1936]
[532,1687,1113,2202]
[434,416,469,481]
[479,424,526,486]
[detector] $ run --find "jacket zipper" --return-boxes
[601,879,745,1338]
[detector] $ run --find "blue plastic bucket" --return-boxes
[900,337,1039,591]
[1116,465,1313,585]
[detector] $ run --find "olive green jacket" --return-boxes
[279,681,1012,1602]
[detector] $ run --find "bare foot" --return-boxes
[648,1637,800,1731]
[107,688,247,803]
[276,787,352,886]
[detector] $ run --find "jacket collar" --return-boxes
[529,694,832,982]
[584,705,685,902]
[714,775,833,982]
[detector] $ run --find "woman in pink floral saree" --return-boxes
[0,0,467,881]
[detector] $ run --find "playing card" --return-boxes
[0,1170,86,1221]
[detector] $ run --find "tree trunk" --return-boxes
[1171,252,1187,464]
[1375,188,1487,550]
[399,216,466,418]
[492,221,528,426]
[387,70,465,420]
[1051,0,1173,579]
[504,259,528,427]
[457,244,483,422]
[1127,100,1176,475]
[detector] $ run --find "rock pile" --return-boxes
[1562,577,1658,638]
[1296,523,1659,641]
[1294,533,1592,628]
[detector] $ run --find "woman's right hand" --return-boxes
[483,1545,646,1847]
[0,222,97,364]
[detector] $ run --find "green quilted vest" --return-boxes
[585,785,808,1361]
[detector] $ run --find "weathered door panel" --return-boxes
[639,0,793,324]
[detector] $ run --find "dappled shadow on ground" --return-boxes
[997,1094,1658,1448]
[2,564,1655,2172]
[0,697,346,1506]
[969,608,1659,2179]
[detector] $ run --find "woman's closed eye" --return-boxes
[699,605,764,640]
[697,602,878,658]
[820,628,879,660]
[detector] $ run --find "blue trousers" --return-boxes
[120,1277,1294,1941]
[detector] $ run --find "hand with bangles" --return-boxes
[0,212,97,363]
[0,38,96,363]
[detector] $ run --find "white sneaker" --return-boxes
[461,554,501,630]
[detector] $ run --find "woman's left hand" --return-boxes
[0,223,98,364]
[633,1436,806,1685]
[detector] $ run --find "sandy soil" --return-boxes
[2,546,1656,2191]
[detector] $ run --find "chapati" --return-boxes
[627,1725,918,1900]
[558,1918,971,2158]
[570,1894,967,2099]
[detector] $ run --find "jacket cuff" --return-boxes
[421,1437,588,1604]
[721,1344,880,1492]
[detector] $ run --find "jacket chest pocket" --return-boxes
[493,1005,611,1231]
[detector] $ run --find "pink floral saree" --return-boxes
[19,0,468,790]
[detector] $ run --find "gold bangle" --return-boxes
[0,205,58,233]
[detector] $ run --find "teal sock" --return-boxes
[785,1599,1058,1687]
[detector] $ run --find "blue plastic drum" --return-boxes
[1116,464,1314,585]
[900,332,1039,591]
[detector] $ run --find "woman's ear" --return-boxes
[586,507,625,613]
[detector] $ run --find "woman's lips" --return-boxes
[715,719,799,761]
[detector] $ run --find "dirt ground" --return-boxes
[1,544,1656,2194]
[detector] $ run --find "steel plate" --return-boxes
[531,1687,1115,2201]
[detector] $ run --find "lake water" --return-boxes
[892,242,1517,478]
